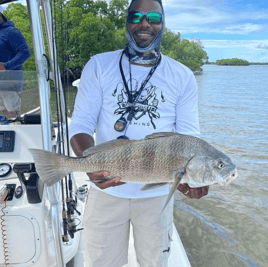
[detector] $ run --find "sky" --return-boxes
[162,0,268,62]
[2,0,268,62]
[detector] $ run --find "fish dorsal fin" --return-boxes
[144,132,179,140]
[82,139,138,157]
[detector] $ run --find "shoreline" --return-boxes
[204,63,268,66]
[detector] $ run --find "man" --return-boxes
[70,0,208,266]
[0,5,31,118]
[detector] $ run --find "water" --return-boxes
[173,65,268,267]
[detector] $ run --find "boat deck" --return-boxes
[125,224,191,267]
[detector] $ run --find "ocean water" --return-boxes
[173,65,268,267]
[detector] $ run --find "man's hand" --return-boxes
[70,134,125,189]
[0,62,6,71]
[87,171,125,190]
[178,183,209,199]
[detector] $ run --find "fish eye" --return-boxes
[218,162,225,169]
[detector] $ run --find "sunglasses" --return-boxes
[127,11,163,25]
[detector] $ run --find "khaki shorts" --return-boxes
[83,187,174,267]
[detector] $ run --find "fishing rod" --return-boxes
[50,0,82,240]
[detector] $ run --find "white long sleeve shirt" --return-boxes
[70,49,200,198]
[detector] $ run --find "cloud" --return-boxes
[163,0,268,35]
[169,23,267,35]
[256,43,268,49]
[202,40,268,49]
[219,23,266,35]
[168,23,267,35]
[200,39,268,62]
[165,1,231,28]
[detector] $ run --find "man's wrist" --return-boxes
[0,62,6,70]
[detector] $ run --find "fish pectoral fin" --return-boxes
[160,156,195,214]
[140,183,168,191]
[82,139,138,157]
[144,132,180,140]
[160,168,185,215]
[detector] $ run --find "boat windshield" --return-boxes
[0,70,40,120]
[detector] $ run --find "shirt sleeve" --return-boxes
[69,56,103,139]
[4,28,31,70]
[175,73,200,137]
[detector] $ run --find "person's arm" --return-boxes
[70,133,94,157]
[4,28,31,70]
[70,133,124,189]
[175,73,209,199]
[69,56,124,189]
[0,62,6,70]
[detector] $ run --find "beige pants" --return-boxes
[83,187,174,267]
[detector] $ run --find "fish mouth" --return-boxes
[222,168,238,187]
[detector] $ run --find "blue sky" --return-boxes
[3,0,268,62]
[162,0,268,62]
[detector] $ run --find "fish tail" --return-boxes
[29,149,71,187]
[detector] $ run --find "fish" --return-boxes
[29,132,238,213]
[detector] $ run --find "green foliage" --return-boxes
[216,58,250,66]
[108,0,129,29]
[68,12,118,67]
[161,31,208,71]
[114,27,128,50]
[249,62,268,65]
[51,0,127,69]
[67,0,96,14]
[161,28,180,55]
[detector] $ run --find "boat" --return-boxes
[0,0,191,266]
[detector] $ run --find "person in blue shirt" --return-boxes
[0,5,31,118]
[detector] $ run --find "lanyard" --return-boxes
[115,50,161,136]
[119,50,161,122]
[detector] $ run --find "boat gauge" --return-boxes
[0,163,12,178]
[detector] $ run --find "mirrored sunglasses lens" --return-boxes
[147,12,162,23]
[129,12,143,23]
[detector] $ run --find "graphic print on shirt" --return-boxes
[112,79,166,130]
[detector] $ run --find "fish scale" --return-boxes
[77,139,176,183]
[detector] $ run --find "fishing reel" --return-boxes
[66,197,81,216]
[67,218,84,239]
[62,208,83,241]
[62,197,83,240]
